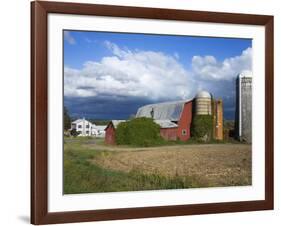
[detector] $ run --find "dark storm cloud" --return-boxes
[64,95,156,120]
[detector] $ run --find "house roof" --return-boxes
[72,118,95,126]
[72,119,84,124]
[72,119,92,124]
[136,99,192,121]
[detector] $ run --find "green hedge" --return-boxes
[191,115,213,142]
[115,117,163,146]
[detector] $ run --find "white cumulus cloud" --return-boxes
[64,42,252,101]
[192,47,252,81]
[64,31,76,45]
[64,41,196,100]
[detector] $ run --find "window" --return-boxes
[86,125,89,128]
[78,125,82,128]
[182,129,187,135]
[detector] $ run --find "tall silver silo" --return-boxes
[235,71,252,143]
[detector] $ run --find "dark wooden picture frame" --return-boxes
[31,1,274,224]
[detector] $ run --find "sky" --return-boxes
[63,30,252,120]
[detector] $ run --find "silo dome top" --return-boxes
[196,90,211,99]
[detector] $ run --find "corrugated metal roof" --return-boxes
[154,119,178,128]
[136,99,192,121]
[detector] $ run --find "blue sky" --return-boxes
[64,30,252,120]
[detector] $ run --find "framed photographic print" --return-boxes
[31,1,274,225]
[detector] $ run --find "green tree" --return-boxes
[64,106,71,130]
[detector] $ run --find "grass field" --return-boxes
[64,137,251,194]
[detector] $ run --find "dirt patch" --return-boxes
[92,144,252,187]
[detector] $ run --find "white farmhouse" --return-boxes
[71,118,93,136]
[70,118,106,137]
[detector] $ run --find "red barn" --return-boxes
[136,99,193,141]
[105,99,193,144]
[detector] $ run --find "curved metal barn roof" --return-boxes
[136,99,193,121]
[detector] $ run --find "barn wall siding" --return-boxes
[160,128,178,141]
[105,125,116,145]
[177,101,192,141]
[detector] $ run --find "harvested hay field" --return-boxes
[92,144,252,187]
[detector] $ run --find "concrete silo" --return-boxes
[195,90,212,115]
[193,91,212,142]
[194,90,224,141]
[235,71,252,143]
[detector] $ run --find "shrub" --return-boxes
[191,115,213,142]
[70,128,80,137]
[115,121,128,144]
[115,117,163,146]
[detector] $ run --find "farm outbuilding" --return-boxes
[105,120,126,145]
[155,119,178,141]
